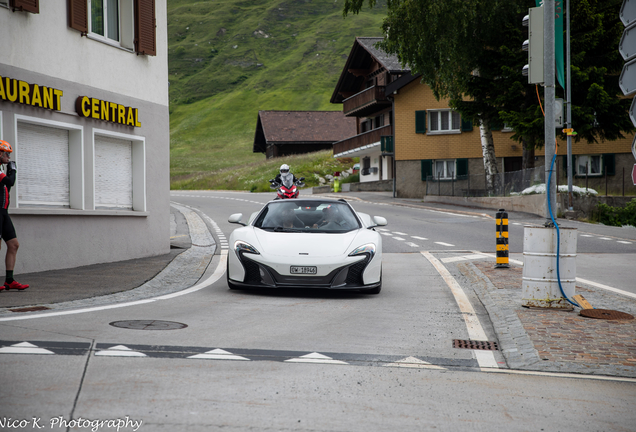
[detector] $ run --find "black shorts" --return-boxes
[0,210,17,242]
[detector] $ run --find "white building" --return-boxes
[0,1,170,273]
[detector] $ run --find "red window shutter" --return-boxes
[135,0,156,56]
[67,0,88,34]
[9,0,39,13]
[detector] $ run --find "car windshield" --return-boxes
[254,200,361,233]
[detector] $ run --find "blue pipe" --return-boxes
[547,153,580,308]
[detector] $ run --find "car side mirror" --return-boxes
[228,213,246,226]
[368,216,387,229]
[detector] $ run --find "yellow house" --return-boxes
[387,72,635,198]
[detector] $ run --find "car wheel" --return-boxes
[226,260,240,290]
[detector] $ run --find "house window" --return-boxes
[68,0,155,55]
[577,155,602,176]
[374,115,384,129]
[434,159,456,180]
[90,0,120,42]
[428,110,461,133]
[14,117,84,210]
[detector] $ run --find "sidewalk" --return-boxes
[0,193,634,378]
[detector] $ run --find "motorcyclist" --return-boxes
[274,164,298,189]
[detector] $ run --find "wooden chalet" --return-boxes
[330,37,409,182]
[253,110,356,159]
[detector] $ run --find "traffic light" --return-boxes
[522,6,544,84]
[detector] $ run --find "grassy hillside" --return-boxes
[168,0,386,189]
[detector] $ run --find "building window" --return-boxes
[68,0,155,55]
[93,129,146,211]
[576,155,602,176]
[434,159,456,180]
[90,0,120,42]
[428,110,461,134]
[14,117,84,210]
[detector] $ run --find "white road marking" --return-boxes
[599,237,612,240]
[95,345,147,357]
[188,349,250,361]
[393,237,405,241]
[380,232,393,236]
[421,252,498,369]
[434,242,455,247]
[392,232,408,235]
[384,356,446,370]
[441,254,490,264]
[285,352,348,365]
[377,228,390,232]
[411,236,428,241]
[0,342,54,355]
[580,234,593,237]
[405,242,420,248]
[617,241,632,244]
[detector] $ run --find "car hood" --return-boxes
[253,229,359,257]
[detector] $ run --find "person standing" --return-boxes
[0,140,28,292]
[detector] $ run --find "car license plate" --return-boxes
[290,266,317,275]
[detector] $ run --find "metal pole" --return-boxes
[566,0,573,210]
[545,0,557,225]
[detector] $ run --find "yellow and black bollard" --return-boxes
[495,208,510,268]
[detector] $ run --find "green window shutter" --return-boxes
[461,118,473,132]
[456,158,468,176]
[421,159,433,181]
[602,153,615,176]
[490,119,503,131]
[415,111,427,134]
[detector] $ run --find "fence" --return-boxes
[425,164,636,197]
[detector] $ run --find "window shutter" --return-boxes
[456,158,468,177]
[421,159,433,181]
[67,0,88,34]
[17,123,70,206]
[602,153,615,176]
[10,0,39,13]
[461,118,473,132]
[95,136,133,209]
[135,0,157,56]
[415,111,426,134]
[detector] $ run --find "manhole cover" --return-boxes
[109,320,188,330]
[453,339,499,351]
[580,309,634,321]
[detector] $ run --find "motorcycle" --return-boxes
[269,176,305,199]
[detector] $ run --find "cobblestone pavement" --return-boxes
[460,260,636,378]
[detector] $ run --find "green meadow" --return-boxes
[168,0,386,190]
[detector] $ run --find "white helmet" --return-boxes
[280,164,290,174]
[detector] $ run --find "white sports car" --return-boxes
[227,198,387,294]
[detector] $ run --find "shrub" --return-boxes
[596,199,636,227]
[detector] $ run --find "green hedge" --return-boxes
[596,199,636,227]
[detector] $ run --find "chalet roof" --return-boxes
[330,37,410,104]
[253,111,357,153]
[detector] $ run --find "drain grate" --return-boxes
[109,320,188,330]
[453,339,499,351]
[580,309,634,321]
[9,306,51,313]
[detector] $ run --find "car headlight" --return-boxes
[349,243,376,258]
[234,240,260,255]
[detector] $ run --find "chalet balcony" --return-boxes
[343,86,391,117]
[333,124,392,156]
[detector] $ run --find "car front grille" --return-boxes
[345,255,370,285]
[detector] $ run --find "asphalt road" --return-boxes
[0,190,634,431]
